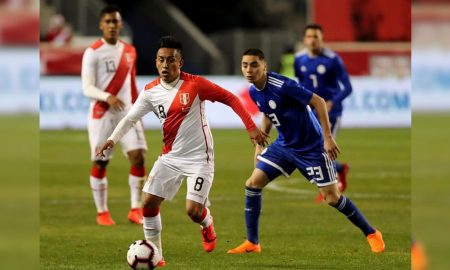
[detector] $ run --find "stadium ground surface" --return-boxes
[41,127,410,269]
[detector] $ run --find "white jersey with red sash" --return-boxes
[109,72,256,163]
[82,38,139,119]
[82,38,146,161]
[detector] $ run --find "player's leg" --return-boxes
[121,120,148,224]
[141,157,184,265]
[228,143,294,254]
[88,116,115,226]
[142,192,166,266]
[316,154,384,252]
[184,164,216,252]
[126,149,146,224]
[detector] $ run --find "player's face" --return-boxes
[99,12,123,44]
[241,55,267,87]
[304,28,323,54]
[156,48,183,83]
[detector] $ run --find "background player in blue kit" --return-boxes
[294,24,352,197]
[227,48,384,254]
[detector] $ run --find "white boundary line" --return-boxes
[266,178,410,200]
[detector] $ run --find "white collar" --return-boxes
[160,75,180,90]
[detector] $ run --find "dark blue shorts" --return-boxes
[256,142,338,187]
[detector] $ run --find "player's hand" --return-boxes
[326,100,333,112]
[96,140,115,158]
[106,95,125,111]
[248,128,269,147]
[324,135,340,160]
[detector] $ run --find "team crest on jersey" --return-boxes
[125,53,134,65]
[269,100,277,109]
[317,64,326,74]
[301,65,307,72]
[179,93,190,105]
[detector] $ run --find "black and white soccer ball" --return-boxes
[127,240,161,270]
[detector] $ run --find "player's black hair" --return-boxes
[303,23,323,36]
[100,5,122,18]
[242,48,265,60]
[157,36,183,57]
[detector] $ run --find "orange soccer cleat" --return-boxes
[338,163,349,192]
[200,221,217,252]
[157,258,166,267]
[411,241,427,270]
[128,208,143,224]
[97,211,115,226]
[366,229,385,253]
[227,240,261,254]
[315,192,325,203]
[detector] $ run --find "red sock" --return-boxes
[130,165,145,177]
[143,207,160,217]
[91,166,106,178]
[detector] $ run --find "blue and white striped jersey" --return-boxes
[294,48,352,118]
[249,72,324,153]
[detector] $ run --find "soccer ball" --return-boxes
[127,240,161,269]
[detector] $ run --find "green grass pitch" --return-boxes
[41,127,410,269]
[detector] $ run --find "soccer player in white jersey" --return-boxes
[96,36,268,265]
[81,5,147,226]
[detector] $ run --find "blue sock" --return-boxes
[335,161,343,173]
[333,195,375,236]
[245,186,262,244]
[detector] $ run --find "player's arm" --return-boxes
[96,91,152,158]
[332,56,353,105]
[81,48,125,110]
[197,77,268,146]
[309,93,340,160]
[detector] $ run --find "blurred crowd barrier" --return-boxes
[40,75,410,130]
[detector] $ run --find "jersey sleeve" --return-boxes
[333,56,353,104]
[283,80,314,107]
[107,90,153,143]
[81,48,110,101]
[197,76,256,131]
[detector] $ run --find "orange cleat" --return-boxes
[227,240,261,254]
[315,192,324,203]
[97,211,115,226]
[157,258,166,267]
[128,208,143,224]
[411,241,427,270]
[366,229,385,253]
[201,220,217,252]
[338,163,349,192]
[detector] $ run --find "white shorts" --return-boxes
[88,111,147,161]
[143,157,214,205]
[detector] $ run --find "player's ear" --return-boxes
[179,58,184,68]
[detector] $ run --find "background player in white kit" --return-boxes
[82,5,147,226]
[96,36,267,265]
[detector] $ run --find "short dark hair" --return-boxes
[303,23,323,36]
[100,5,122,18]
[157,36,183,57]
[242,48,265,60]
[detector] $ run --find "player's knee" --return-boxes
[186,204,203,222]
[323,191,340,206]
[128,150,145,167]
[245,177,264,189]
[142,194,161,209]
[94,160,108,169]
